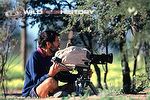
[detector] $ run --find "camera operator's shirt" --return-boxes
[22,48,53,97]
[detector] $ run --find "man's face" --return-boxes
[46,36,60,56]
[51,36,60,52]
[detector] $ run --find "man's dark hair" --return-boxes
[38,30,59,48]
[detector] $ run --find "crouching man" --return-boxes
[22,30,78,98]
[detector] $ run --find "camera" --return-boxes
[52,56,98,95]
[89,53,113,64]
[52,46,113,95]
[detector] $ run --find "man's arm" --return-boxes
[28,53,50,84]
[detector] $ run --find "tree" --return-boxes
[0,0,19,97]
[64,0,118,89]
[26,0,76,33]
[117,0,149,93]
[64,0,150,93]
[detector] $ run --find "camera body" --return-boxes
[52,49,113,85]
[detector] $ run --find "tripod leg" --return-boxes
[93,64,103,89]
[88,82,98,95]
[104,63,108,89]
[75,81,84,96]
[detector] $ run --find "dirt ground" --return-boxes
[1,88,150,100]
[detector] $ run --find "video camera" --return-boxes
[52,56,98,95]
[52,52,113,70]
[52,46,113,95]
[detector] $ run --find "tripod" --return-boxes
[75,64,98,96]
[52,57,98,95]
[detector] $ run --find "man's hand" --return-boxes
[48,62,69,77]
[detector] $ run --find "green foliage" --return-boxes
[25,0,76,33]
[0,0,21,97]
[6,79,24,90]
[7,67,24,80]
[135,74,149,92]
[66,1,150,92]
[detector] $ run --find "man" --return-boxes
[22,30,78,98]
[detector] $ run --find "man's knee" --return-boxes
[45,77,58,89]
[36,77,58,97]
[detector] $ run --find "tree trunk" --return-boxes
[21,18,27,68]
[121,54,131,93]
[143,41,150,80]
[120,31,131,93]
[131,42,142,91]
[21,3,27,68]
[104,36,108,89]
